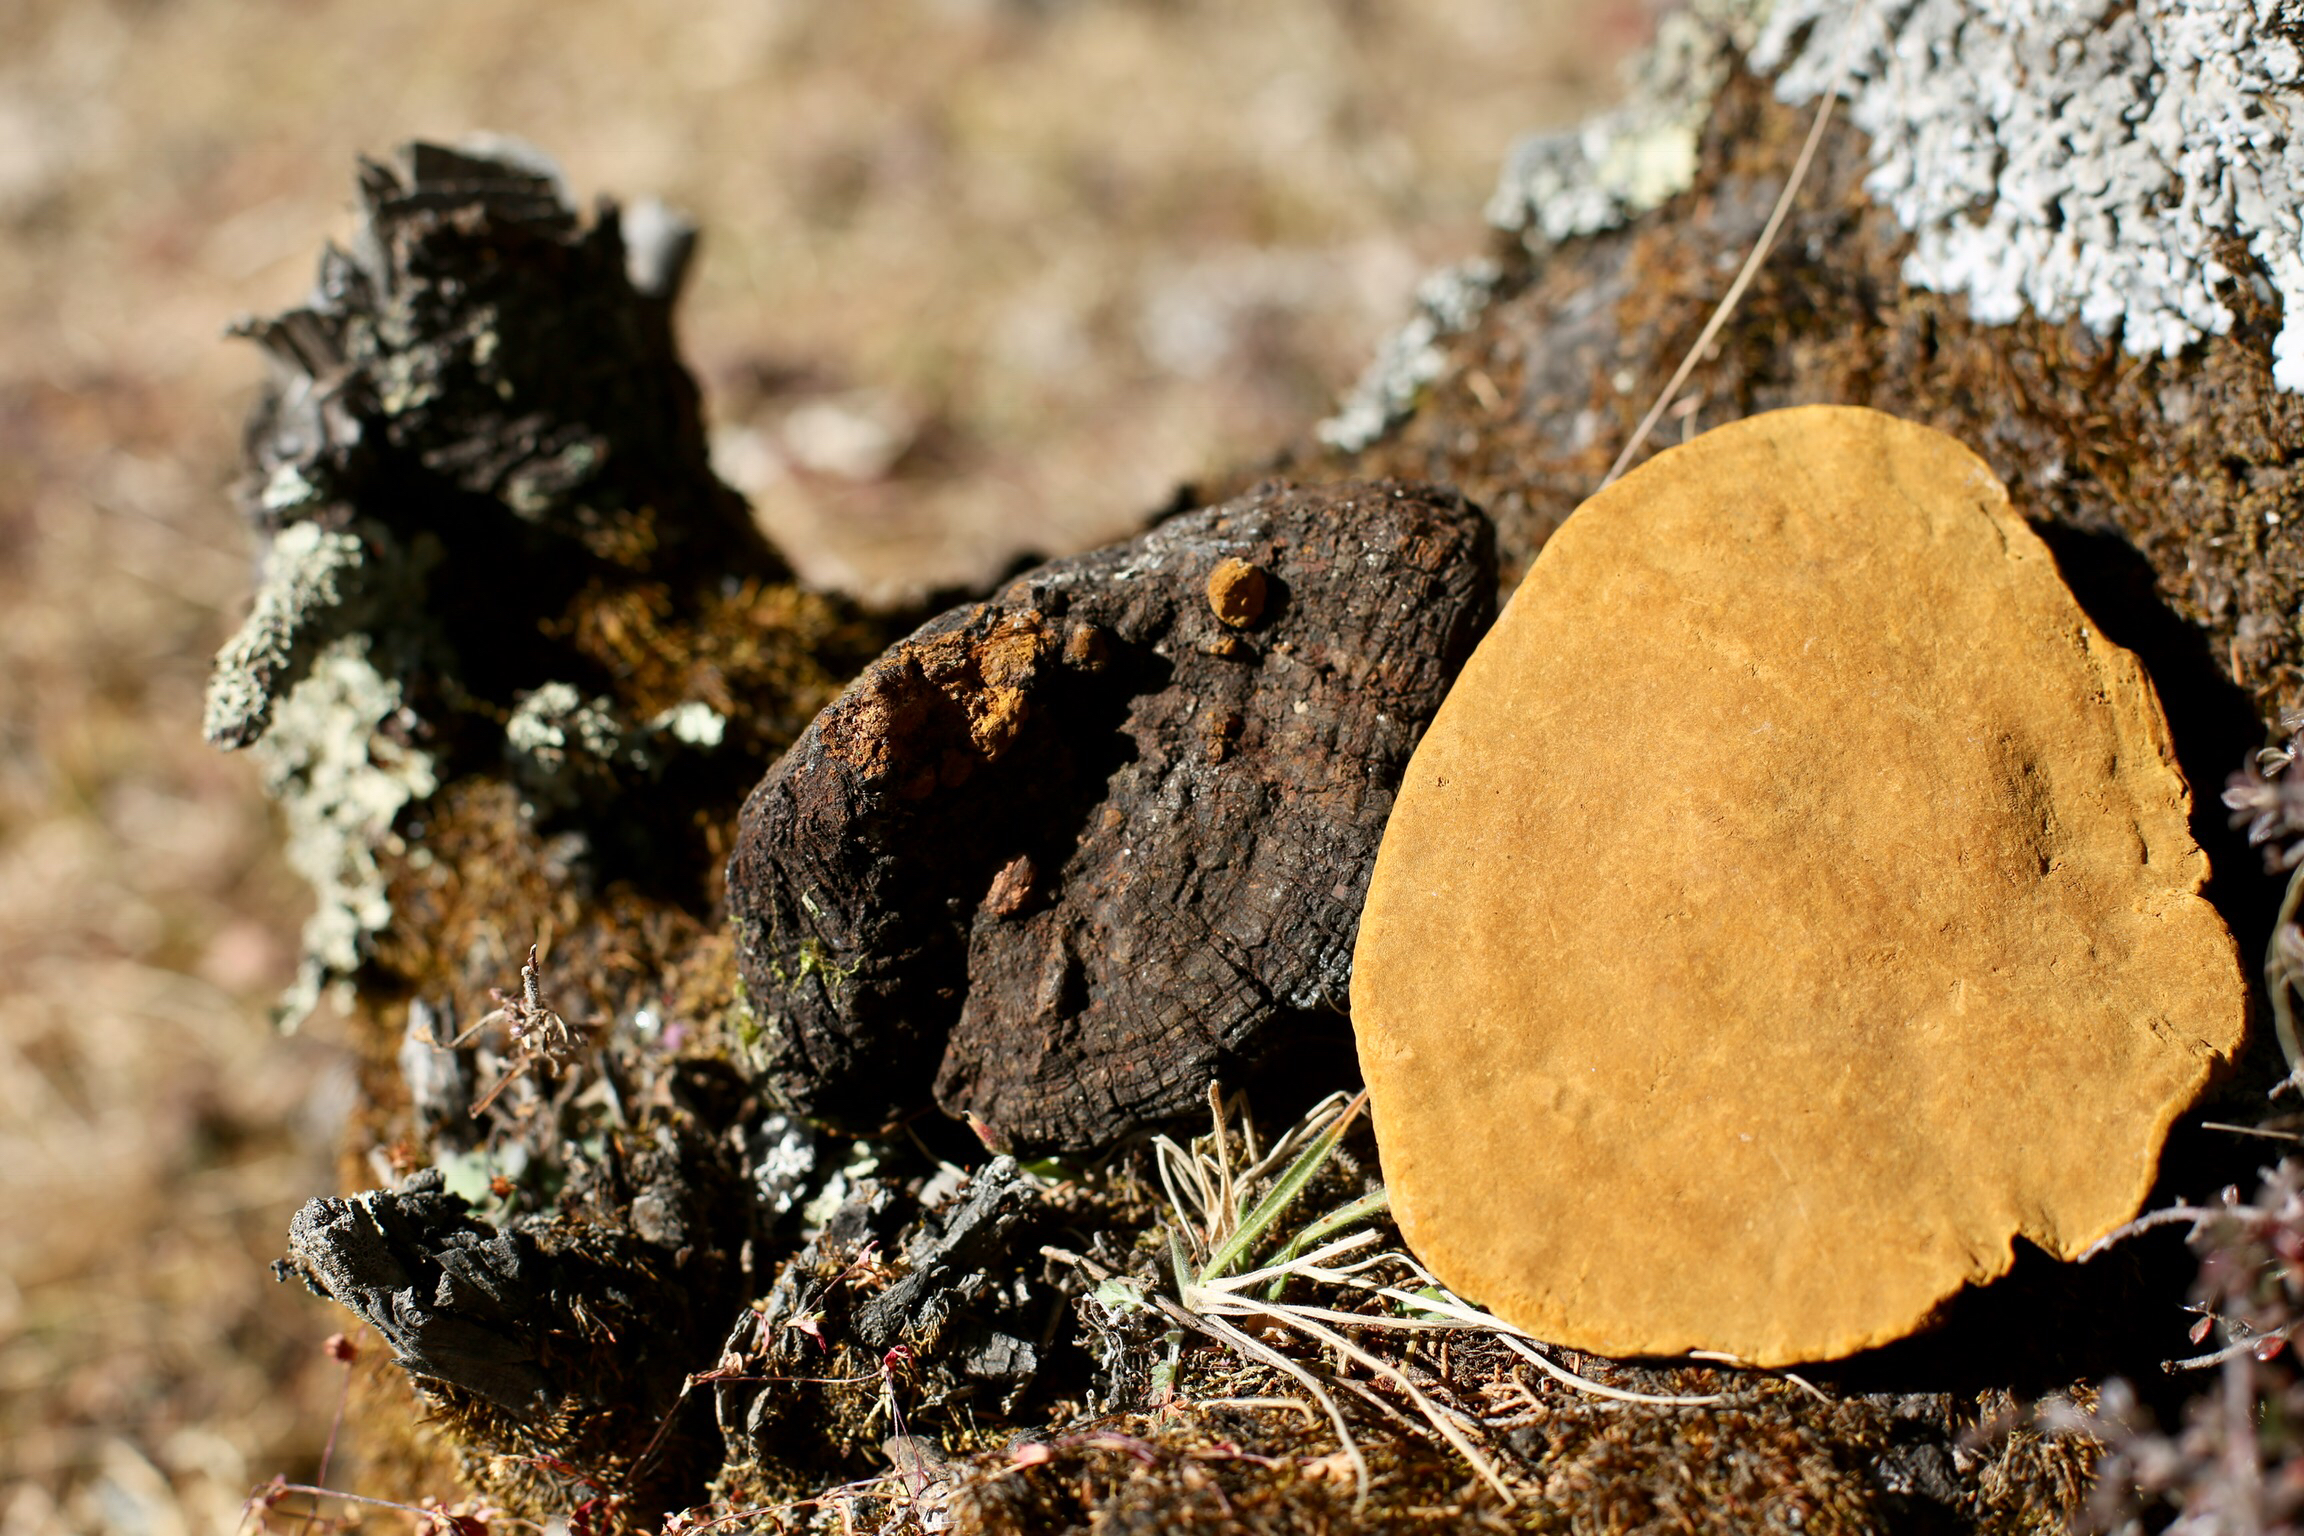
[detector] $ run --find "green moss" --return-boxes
[765,936,859,1001]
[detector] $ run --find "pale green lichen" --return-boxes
[1484,0,1760,251]
[250,633,438,1028]
[208,516,440,1025]
[729,927,859,1090]
[764,936,857,1001]
[1316,261,1501,452]
[204,522,375,750]
[504,685,730,810]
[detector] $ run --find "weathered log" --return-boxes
[725,480,1495,1153]
[207,140,889,1029]
[218,0,2304,1513]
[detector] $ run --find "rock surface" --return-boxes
[728,480,1495,1153]
[1352,406,2248,1366]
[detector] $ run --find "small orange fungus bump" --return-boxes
[1206,557,1268,628]
[1351,405,2247,1366]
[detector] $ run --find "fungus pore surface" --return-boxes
[1351,404,2248,1366]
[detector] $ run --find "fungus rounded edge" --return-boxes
[1349,404,2248,1367]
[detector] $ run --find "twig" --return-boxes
[2201,1122,2304,1143]
[303,1333,362,1536]
[247,1480,542,1536]
[2163,1323,2299,1374]
[2079,1204,2225,1262]
[1600,31,1855,489]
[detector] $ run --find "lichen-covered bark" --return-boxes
[725,481,1495,1152]
[1304,71,2304,738]
[210,142,892,1028]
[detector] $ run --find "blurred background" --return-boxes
[0,1,1632,1529]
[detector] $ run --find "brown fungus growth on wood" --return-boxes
[727,480,1495,1153]
[1204,556,1269,628]
[1352,406,2249,1367]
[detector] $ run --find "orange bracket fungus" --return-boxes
[1351,405,2248,1367]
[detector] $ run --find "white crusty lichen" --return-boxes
[1757,0,2304,388]
[1476,0,2304,391]
[505,682,643,810]
[1335,0,2304,459]
[209,517,440,1026]
[1320,0,1757,452]
[1485,0,1762,250]
[650,699,728,748]
[505,682,636,768]
[503,685,726,810]
[251,634,438,1028]
[1316,260,1501,451]
[204,522,373,750]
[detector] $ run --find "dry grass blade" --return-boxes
[2079,1203,2224,1263]
[1599,30,1858,489]
[1193,1287,1510,1502]
[1199,1090,1368,1283]
[1194,1313,1371,1497]
[1141,1088,1730,1513]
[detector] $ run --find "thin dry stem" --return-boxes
[1600,36,1854,489]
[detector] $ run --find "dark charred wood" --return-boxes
[213,141,783,754]
[281,1173,553,1415]
[713,1157,1064,1479]
[232,140,769,589]
[275,1095,757,1519]
[850,1156,1045,1369]
[725,480,1496,1153]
